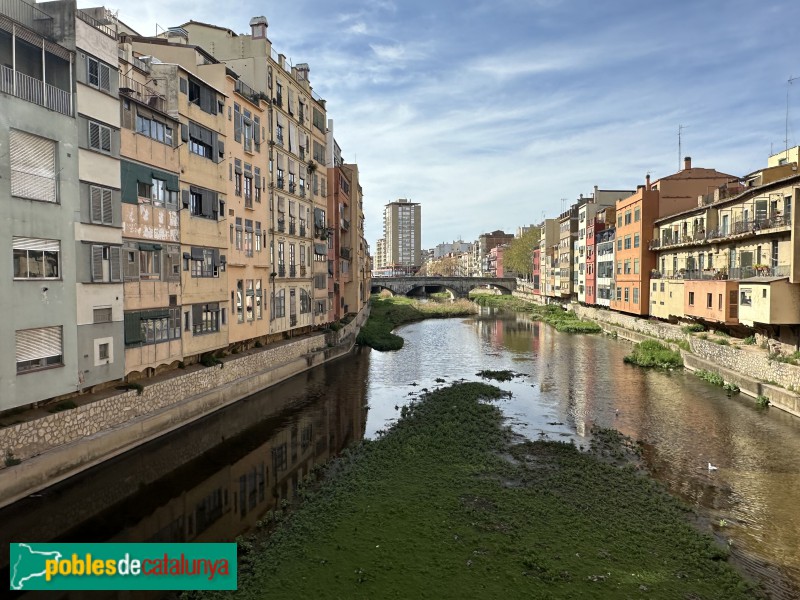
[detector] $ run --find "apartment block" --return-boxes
[538,219,559,299]
[383,199,421,275]
[611,158,737,316]
[127,36,230,358]
[117,37,183,375]
[2,0,80,410]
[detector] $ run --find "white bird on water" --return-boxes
[708,463,719,471]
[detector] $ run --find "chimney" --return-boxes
[645,173,651,190]
[250,16,268,39]
[684,156,692,170]
[296,62,310,81]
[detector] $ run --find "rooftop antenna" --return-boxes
[678,124,688,171]
[785,75,799,159]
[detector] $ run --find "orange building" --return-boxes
[611,158,737,315]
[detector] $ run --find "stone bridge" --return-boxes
[371,276,516,298]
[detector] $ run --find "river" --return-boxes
[3,307,800,598]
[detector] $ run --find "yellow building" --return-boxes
[129,35,230,358]
[118,40,183,375]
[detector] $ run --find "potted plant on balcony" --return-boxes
[754,263,769,276]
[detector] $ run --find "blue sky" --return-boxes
[88,0,800,249]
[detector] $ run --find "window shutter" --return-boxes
[124,312,143,344]
[124,247,139,279]
[181,123,189,143]
[90,186,103,222]
[102,188,113,223]
[179,77,188,94]
[109,246,122,282]
[217,139,225,162]
[101,126,111,152]
[182,189,190,209]
[234,105,242,142]
[99,63,111,91]
[16,326,62,363]
[89,122,100,149]
[254,117,261,144]
[91,245,104,281]
[10,129,57,202]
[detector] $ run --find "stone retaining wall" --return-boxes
[0,305,369,507]
[572,304,800,417]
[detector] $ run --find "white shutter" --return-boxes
[13,237,60,251]
[16,326,62,363]
[91,245,104,281]
[9,129,57,202]
[102,188,113,223]
[109,246,122,282]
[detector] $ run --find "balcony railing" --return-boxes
[340,247,351,260]
[289,182,296,193]
[1,0,53,38]
[299,225,307,237]
[277,178,285,189]
[77,9,116,39]
[278,265,286,277]
[650,264,790,281]
[118,73,166,114]
[300,266,307,276]
[289,222,296,235]
[653,215,792,250]
[1,64,72,116]
[341,218,350,231]
[277,219,285,233]
[289,265,296,277]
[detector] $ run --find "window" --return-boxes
[87,56,111,91]
[10,129,57,203]
[190,248,220,278]
[13,237,60,279]
[188,122,214,159]
[98,343,110,361]
[616,260,621,275]
[616,286,622,301]
[300,289,311,314]
[136,114,173,145]
[91,244,122,282]
[236,280,244,322]
[88,121,112,153]
[245,220,254,257]
[93,307,112,323]
[192,303,221,335]
[246,279,254,321]
[740,289,752,306]
[689,291,695,306]
[138,247,161,280]
[271,289,286,318]
[624,236,631,250]
[624,287,630,302]
[634,207,640,222]
[137,180,152,200]
[617,239,622,251]
[16,326,63,373]
[633,258,639,274]
[187,187,219,219]
[255,279,263,319]
[632,287,639,304]
[90,186,113,224]
[244,176,253,207]
[624,259,631,274]
[124,308,182,346]
[624,211,632,225]
[235,218,243,250]
[617,215,622,228]
[652,282,657,292]
[707,293,713,309]
[255,222,262,252]
[633,233,640,248]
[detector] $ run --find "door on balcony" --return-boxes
[729,290,738,319]
[721,214,729,235]
[289,289,297,326]
[772,241,779,269]
[755,200,768,226]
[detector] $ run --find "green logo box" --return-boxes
[10,543,237,591]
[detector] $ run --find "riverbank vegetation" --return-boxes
[473,295,601,333]
[624,340,684,369]
[357,296,476,350]
[208,382,753,600]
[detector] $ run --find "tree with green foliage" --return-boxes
[503,227,541,279]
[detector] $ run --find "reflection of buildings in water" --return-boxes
[0,355,368,580]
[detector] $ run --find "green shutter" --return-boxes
[124,312,143,345]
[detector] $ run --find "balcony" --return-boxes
[341,218,350,231]
[277,178,285,189]
[244,193,253,209]
[278,265,286,277]
[119,73,166,114]
[1,63,72,116]
[290,265,296,277]
[299,225,307,237]
[289,182,296,193]
[277,219,285,233]
[340,247,351,260]
[299,147,306,161]
[653,215,791,250]
[77,9,116,39]
[651,264,790,281]
[1,0,54,39]
[289,222,296,235]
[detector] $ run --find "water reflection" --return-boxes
[365,312,800,594]
[0,352,369,598]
